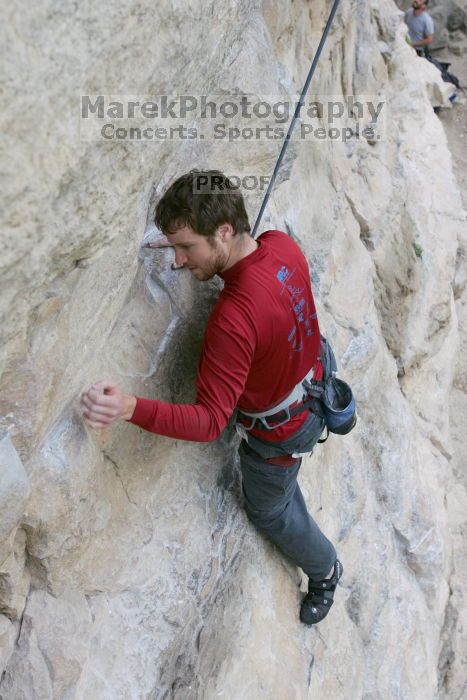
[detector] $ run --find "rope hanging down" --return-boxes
[251,0,341,239]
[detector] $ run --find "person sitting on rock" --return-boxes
[405,0,435,57]
[80,169,343,628]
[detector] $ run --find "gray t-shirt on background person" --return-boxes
[405,8,434,43]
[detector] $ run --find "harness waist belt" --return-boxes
[238,365,316,420]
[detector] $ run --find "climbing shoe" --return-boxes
[300,559,343,626]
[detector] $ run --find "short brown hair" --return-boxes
[155,169,251,237]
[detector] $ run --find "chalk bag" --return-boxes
[322,376,357,435]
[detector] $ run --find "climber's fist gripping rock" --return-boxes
[81,381,137,430]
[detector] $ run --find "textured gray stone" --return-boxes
[0,615,17,677]
[0,431,30,547]
[0,0,466,698]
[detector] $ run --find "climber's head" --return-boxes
[155,169,251,239]
[153,169,253,280]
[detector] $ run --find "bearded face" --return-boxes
[165,226,230,281]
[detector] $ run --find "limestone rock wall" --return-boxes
[0,0,465,698]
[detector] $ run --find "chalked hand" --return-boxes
[80,381,137,430]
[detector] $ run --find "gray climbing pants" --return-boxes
[238,411,337,581]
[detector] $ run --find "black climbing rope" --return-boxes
[251,0,341,238]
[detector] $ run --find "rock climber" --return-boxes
[405,0,434,57]
[80,169,343,626]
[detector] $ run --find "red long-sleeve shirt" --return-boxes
[129,230,322,442]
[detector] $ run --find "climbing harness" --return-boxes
[236,365,316,431]
[235,336,356,439]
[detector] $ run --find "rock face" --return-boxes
[0,0,465,698]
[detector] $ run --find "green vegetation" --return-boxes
[412,241,423,259]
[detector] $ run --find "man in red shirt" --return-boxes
[81,170,342,626]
